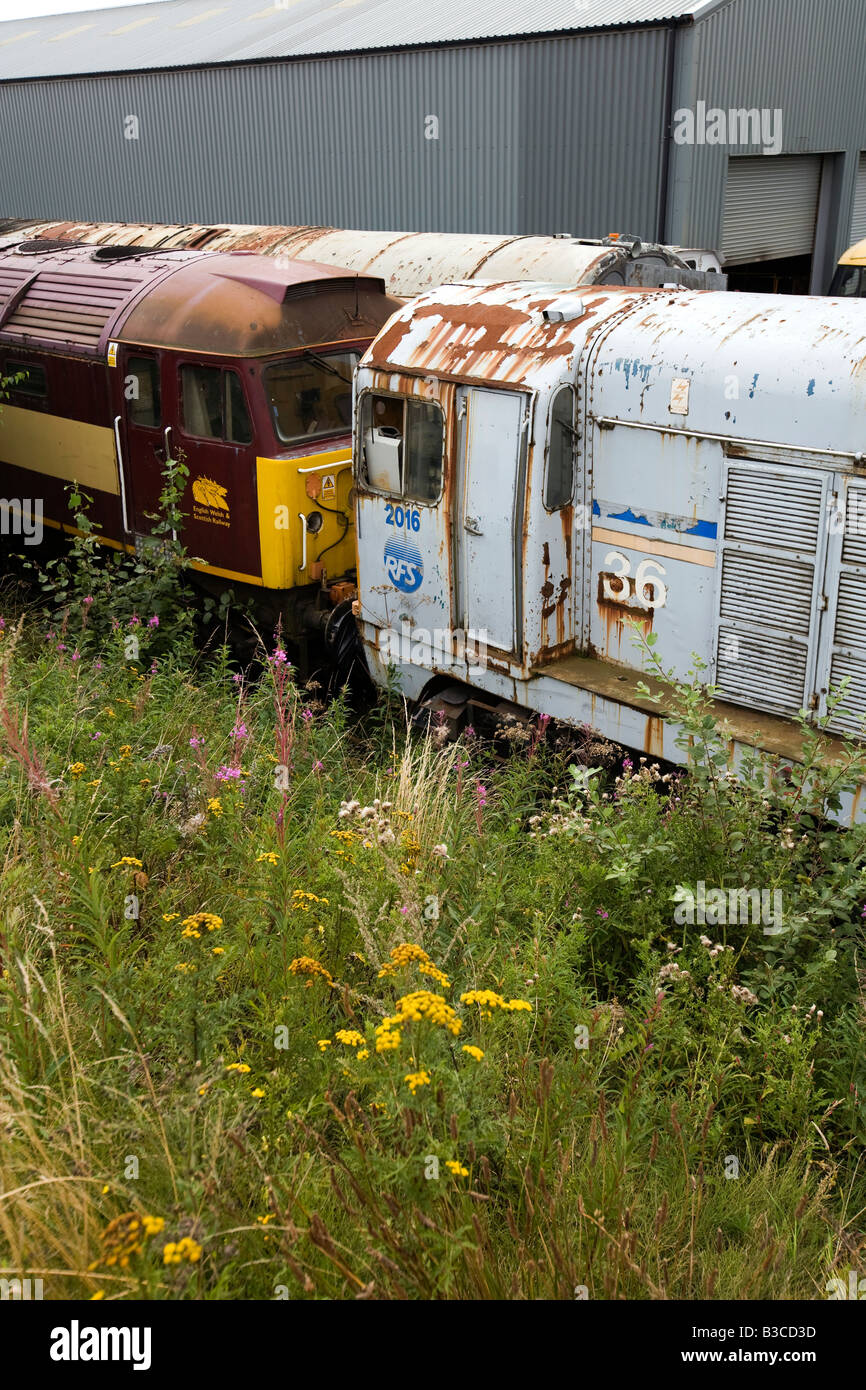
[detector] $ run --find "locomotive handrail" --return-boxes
[112,415,130,533]
[298,512,307,571]
[296,460,351,474]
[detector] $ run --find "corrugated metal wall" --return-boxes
[669,0,866,265]
[0,29,669,238]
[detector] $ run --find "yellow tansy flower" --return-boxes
[404,1070,431,1095]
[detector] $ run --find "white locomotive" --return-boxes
[352,282,866,820]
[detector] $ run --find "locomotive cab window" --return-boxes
[126,356,161,428]
[545,386,576,511]
[3,361,47,399]
[359,393,444,503]
[265,351,358,445]
[181,365,252,445]
[829,264,865,297]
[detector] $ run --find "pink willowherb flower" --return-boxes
[148,615,159,628]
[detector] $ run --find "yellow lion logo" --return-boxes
[192,476,229,510]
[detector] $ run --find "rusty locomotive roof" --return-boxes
[0,220,695,299]
[362,280,652,390]
[0,241,394,358]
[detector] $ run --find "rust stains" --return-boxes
[643,713,666,760]
[366,283,645,390]
[596,570,654,661]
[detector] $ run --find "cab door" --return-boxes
[457,386,529,657]
[111,345,166,542]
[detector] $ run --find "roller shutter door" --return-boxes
[850,154,866,244]
[721,155,822,265]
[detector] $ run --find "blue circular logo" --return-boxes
[384,537,423,593]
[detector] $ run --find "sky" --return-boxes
[0,0,170,18]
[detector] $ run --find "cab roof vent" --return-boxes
[542,296,586,323]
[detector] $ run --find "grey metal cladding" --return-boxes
[0,34,667,235]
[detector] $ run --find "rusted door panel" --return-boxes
[458,387,526,654]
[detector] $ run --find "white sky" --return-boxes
[0,0,170,18]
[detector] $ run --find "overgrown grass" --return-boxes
[0,598,864,1300]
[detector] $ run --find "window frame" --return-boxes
[357,389,445,506]
[263,350,359,447]
[543,384,577,513]
[829,263,865,298]
[125,353,162,431]
[178,362,253,446]
[2,359,48,401]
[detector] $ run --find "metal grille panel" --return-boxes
[715,462,823,717]
[828,652,866,735]
[717,626,809,714]
[724,468,824,551]
[718,551,814,636]
[2,271,140,348]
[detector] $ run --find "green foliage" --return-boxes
[14,453,195,652]
[0,612,863,1300]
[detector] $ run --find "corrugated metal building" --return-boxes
[0,0,864,292]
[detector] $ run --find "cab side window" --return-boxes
[545,386,575,511]
[359,393,443,503]
[181,365,252,445]
[126,356,161,428]
[3,361,47,400]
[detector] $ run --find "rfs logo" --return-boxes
[384,538,423,593]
